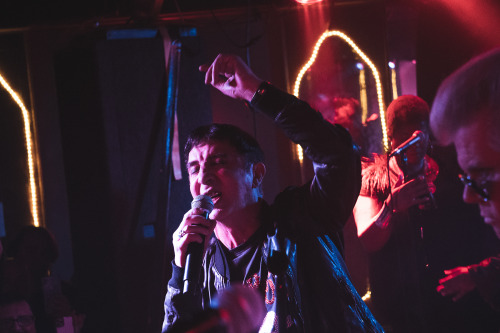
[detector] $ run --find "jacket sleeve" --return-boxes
[468,254,500,311]
[250,82,361,234]
[162,262,203,332]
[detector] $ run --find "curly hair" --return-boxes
[386,95,430,139]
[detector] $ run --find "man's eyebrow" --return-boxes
[466,166,494,175]
[207,153,227,160]
[186,153,228,168]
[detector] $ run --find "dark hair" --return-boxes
[0,293,31,308]
[386,95,430,139]
[184,123,265,168]
[7,225,59,264]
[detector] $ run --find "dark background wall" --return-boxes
[1,0,500,332]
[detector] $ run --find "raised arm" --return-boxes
[200,53,361,233]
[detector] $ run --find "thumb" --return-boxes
[199,64,210,72]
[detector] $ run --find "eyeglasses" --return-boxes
[0,315,35,330]
[458,173,490,202]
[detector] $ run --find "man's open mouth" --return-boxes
[204,191,221,204]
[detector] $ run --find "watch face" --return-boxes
[251,82,269,104]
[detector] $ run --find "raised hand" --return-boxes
[388,175,432,213]
[199,54,262,102]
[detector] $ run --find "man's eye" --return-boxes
[188,167,199,175]
[476,171,496,183]
[477,178,489,187]
[470,170,500,189]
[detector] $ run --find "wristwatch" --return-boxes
[250,81,270,106]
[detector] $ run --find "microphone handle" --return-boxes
[183,211,209,294]
[183,208,210,294]
[183,238,205,294]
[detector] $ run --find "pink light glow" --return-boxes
[438,0,500,49]
[295,0,323,4]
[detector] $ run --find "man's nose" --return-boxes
[13,321,24,332]
[198,165,214,185]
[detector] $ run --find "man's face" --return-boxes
[187,140,257,222]
[455,116,500,238]
[321,105,356,131]
[0,301,36,333]
[391,122,429,167]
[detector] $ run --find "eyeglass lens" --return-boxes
[459,174,490,202]
[0,315,35,329]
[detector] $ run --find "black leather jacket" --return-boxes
[163,83,383,332]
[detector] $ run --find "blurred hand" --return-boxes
[199,54,262,102]
[388,175,431,213]
[173,208,216,268]
[73,313,86,333]
[213,285,267,333]
[436,266,476,301]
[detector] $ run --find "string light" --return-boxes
[357,63,368,124]
[389,61,398,100]
[0,72,40,227]
[296,144,304,163]
[293,30,389,151]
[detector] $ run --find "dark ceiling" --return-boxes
[0,0,284,28]
[0,0,414,30]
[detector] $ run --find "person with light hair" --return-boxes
[430,47,500,312]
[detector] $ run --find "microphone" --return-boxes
[389,130,425,157]
[183,195,214,294]
[169,285,266,333]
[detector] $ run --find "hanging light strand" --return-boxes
[0,72,40,227]
[293,30,389,151]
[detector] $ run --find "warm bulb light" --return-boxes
[358,67,368,124]
[390,67,398,100]
[296,144,304,163]
[0,72,40,227]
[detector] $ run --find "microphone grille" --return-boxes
[191,194,214,213]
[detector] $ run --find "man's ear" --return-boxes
[252,162,266,188]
